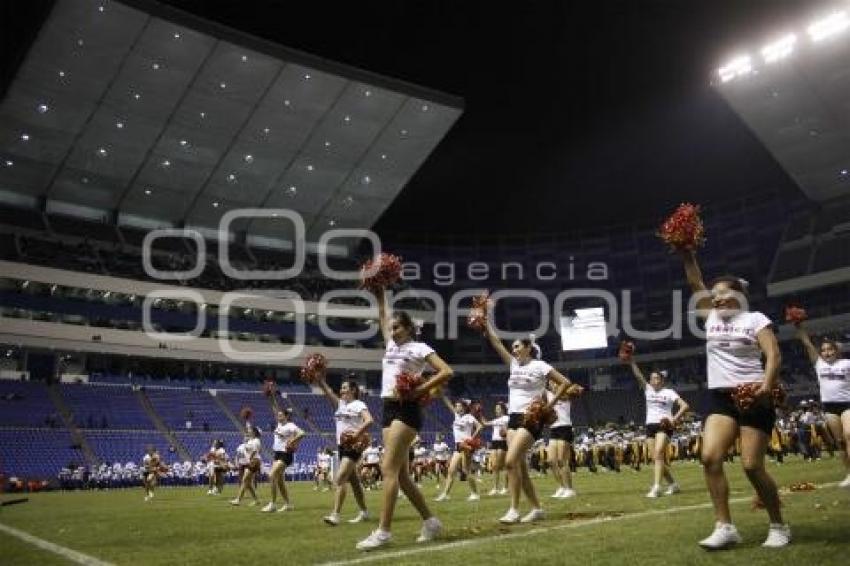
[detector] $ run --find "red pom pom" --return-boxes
[300,353,328,384]
[460,436,483,453]
[262,379,277,397]
[522,398,556,429]
[239,406,253,422]
[394,371,424,402]
[657,203,706,252]
[618,341,635,362]
[784,305,808,325]
[360,253,403,292]
[659,417,674,433]
[467,291,489,332]
[732,383,786,411]
[340,431,371,452]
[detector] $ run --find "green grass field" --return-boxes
[2,458,848,565]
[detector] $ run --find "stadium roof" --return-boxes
[0,0,463,243]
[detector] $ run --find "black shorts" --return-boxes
[338,445,362,462]
[490,440,508,451]
[550,426,574,443]
[705,389,775,436]
[508,412,544,440]
[646,423,670,437]
[822,401,850,417]
[274,451,294,466]
[381,399,423,431]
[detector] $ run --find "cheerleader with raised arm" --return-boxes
[482,319,571,524]
[316,375,374,525]
[679,249,789,548]
[623,356,689,498]
[435,398,482,502]
[546,378,582,499]
[262,409,304,512]
[793,320,850,487]
[230,426,261,507]
[481,402,509,495]
[355,287,454,551]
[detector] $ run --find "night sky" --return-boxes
[2,0,829,237]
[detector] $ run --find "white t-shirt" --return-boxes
[452,413,478,444]
[381,339,436,398]
[235,443,249,466]
[507,358,553,413]
[334,399,368,443]
[705,310,772,389]
[644,387,680,424]
[815,357,850,403]
[245,438,261,460]
[363,446,380,464]
[433,441,450,461]
[414,446,430,462]
[547,391,571,427]
[317,453,331,470]
[273,422,303,452]
[489,415,509,441]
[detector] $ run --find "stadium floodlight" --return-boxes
[807,11,849,42]
[718,55,753,83]
[761,34,797,63]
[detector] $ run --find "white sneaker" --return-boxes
[144,495,151,502]
[356,529,392,551]
[206,489,213,495]
[551,488,564,498]
[499,508,520,524]
[416,517,443,542]
[646,485,661,498]
[434,493,449,502]
[664,483,681,496]
[839,475,850,488]
[277,504,293,512]
[467,493,480,502]
[762,524,791,548]
[559,488,577,499]
[699,522,742,550]
[487,488,499,496]
[229,499,240,506]
[260,502,275,513]
[348,510,369,523]
[323,513,340,526]
[148,492,154,499]
[520,508,545,523]
[498,488,508,495]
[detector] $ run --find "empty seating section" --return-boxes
[176,431,244,461]
[0,429,83,477]
[84,430,170,465]
[145,388,232,431]
[61,384,153,429]
[0,380,56,427]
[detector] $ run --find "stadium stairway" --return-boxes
[135,388,192,461]
[210,391,248,434]
[46,384,98,466]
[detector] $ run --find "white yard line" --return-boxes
[0,522,116,566]
[319,482,840,566]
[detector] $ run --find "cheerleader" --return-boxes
[482,402,509,495]
[230,426,261,507]
[360,441,381,490]
[625,359,690,498]
[262,409,305,512]
[206,440,227,495]
[435,398,482,502]
[793,324,850,487]
[680,250,789,548]
[412,439,430,486]
[482,319,571,524]
[432,433,450,488]
[317,375,374,525]
[355,288,453,551]
[142,446,161,502]
[546,380,579,499]
[315,448,332,491]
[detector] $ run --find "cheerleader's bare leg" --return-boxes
[739,426,783,524]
